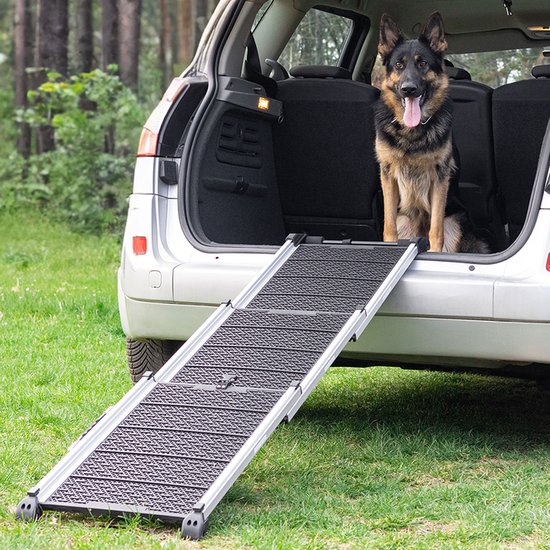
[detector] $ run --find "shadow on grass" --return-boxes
[295,367,550,450]
[208,368,550,543]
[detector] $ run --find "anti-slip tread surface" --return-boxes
[42,242,410,521]
[247,244,406,313]
[45,383,275,518]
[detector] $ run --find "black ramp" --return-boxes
[44,385,282,520]
[248,244,409,312]
[171,309,350,389]
[16,237,424,538]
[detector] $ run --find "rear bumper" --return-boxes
[118,289,550,368]
[118,194,550,370]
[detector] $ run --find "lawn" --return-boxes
[0,211,548,549]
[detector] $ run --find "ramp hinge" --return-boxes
[398,237,429,253]
[286,233,307,246]
[216,374,238,390]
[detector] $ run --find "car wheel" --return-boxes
[126,338,183,383]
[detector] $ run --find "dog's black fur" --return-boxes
[374,12,488,253]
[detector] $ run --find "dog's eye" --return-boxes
[417,60,428,69]
[394,61,404,70]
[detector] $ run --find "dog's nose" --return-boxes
[400,82,418,96]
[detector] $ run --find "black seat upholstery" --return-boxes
[273,67,381,241]
[492,69,550,242]
[289,65,353,80]
[448,74,506,250]
[446,66,472,80]
[531,64,550,79]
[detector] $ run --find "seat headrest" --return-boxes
[243,34,277,96]
[531,64,550,78]
[289,65,353,80]
[446,66,472,80]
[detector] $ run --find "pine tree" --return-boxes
[118,0,142,91]
[76,0,94,73]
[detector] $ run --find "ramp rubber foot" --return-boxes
[181,510,208,539]
[16,495,42,522]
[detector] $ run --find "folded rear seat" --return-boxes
[447,66,506,251]
[273,65,382,241]
[492,63,550,242]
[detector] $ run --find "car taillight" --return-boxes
[136,77,189,157]
[132,236,148,255]
[137,128,158,157]
[547,253,550,271]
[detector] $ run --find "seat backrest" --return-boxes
[448,70,507,250]
[273,66,381,241]
[492,69,550,241]
[446,66,472,81]
[448,78,495,215]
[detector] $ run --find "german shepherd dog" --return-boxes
[374,12,488,253]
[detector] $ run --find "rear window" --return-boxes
[279,8,353,68]
[446,48,545,87]
[371,47,546,88]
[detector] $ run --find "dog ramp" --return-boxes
[16,235,426,538]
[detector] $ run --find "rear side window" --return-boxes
[279,8,353,68]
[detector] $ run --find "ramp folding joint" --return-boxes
[216,374,238,389]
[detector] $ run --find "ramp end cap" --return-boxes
[182,510,208,540]
[15,495,42,522]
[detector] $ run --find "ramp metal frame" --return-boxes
[16,235,426,538]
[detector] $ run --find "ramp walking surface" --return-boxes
[16,236,424,538]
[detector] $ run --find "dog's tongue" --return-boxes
[403,96,422,128]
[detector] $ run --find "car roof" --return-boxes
[275,0,550,53]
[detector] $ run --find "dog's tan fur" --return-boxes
[376,137,454,252]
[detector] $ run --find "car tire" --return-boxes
[126,338,182,383]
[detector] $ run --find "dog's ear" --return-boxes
[420,11,447,54]
[378,14,404,61]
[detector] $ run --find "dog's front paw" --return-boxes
[428,241,443,252]
[383,231,399,243]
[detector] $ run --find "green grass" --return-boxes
[1,211,549,549]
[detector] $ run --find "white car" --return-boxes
[118,0,550,383]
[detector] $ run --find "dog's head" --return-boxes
[378,12,448,128]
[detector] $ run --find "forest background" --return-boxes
[0,6,548,546]
[0,0,544,234]
[0,0,217,234]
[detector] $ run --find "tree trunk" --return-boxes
[75,0,94,73]
[36,0,69,77]
[101,0,118,154]
[14,0,33,157]
[177,0,194,69]
[160,0,172,87]
[118,0,142,91]
[36,0,69,153]
[101,0,119,70]
[170,0,179,71]
[195,0,207,52]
